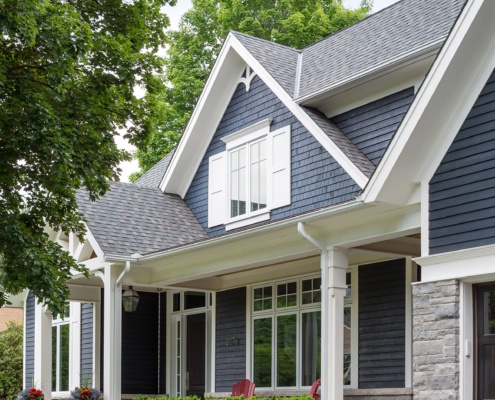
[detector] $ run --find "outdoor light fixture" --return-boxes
[122,286,140,312]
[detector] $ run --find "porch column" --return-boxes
[322,247,348,400]
[34,301,52,399]
[102,264,126,400]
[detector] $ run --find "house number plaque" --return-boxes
[226,337,240,346]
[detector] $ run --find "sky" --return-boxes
[117,0,401,182]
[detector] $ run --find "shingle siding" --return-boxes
[215,288,247,391]
[80,303,94,381]
[429,69,495,254]
[358,259,406,389]
[184,75,361,236]
[332,87,415,166]
[25,291,35,388]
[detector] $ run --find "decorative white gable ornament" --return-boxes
[238,65,257,92]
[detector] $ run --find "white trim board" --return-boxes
[414,244,495,283]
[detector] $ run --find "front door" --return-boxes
[186,313,206,398]
[475,284,495,399]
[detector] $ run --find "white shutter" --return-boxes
[268,126,291,209]
[208,152,227,227]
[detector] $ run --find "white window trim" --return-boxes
[51,302,81,398]
[221,119,272,149]
[209,119,291,230]
[250,276,323,390]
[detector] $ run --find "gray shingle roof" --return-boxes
[77,182,207,257]
[232,31,300,97]
[232,0,465,100]
[299,0,465,98]
[303,107,376,178]
[135,150,175,188]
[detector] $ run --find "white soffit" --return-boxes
[363,0,495,205]
[161,33,370,196]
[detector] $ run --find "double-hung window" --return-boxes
[208,119,291,230]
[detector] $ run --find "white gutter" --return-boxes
[104,199,366,263]
[297,222,329,400]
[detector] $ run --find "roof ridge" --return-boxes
[302,0,407,51]
[230,30,301,53]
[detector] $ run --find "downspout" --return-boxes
[116,260,131,288]
[297,222,328,399]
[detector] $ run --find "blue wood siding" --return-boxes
[25,291,35,388]
[358,259,406,389]
[332,88,415,166]
[215,288,247,391]
[429,70,495,254]
[80,303,94,381]
[184,75,361,237]
[121,291,165,394]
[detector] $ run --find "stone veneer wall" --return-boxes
[412,279,460,400]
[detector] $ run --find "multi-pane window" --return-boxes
[252,275,351,389]
[252,277,321,389]
[230,138,267,218]
[52,304,70,393]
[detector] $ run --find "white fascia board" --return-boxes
[161,32,369,196]
[415,244,495,283]
[160,34,244,196]
[227,36,368,189]
[363,0,495,205]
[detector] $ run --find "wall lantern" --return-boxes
[122,286,140,312]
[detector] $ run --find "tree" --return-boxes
[0,0,173,315]
[132,0,372,176]
[0,322,23,399]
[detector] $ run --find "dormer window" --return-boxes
[208,119,291,230]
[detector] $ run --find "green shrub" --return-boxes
[0,321,23,400]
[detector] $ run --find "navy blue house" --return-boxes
[22,1,495,399]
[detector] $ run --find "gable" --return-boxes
[184,75,362,237]
[429,69,495,254]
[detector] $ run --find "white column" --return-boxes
[102,264,125,400]
[321,247,348,400]
[34,301,52,399]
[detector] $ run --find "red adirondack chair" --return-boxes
[231,378,255,398]
[309,378,321,400]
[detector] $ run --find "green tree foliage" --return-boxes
[0,0,173,315]
[133,0,372,176]
[0,322,23,400]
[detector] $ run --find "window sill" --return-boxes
[225,211,270,231]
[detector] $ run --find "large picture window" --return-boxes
[252,275,351,389]
[52,304,70,393]
[252,277,322,389]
